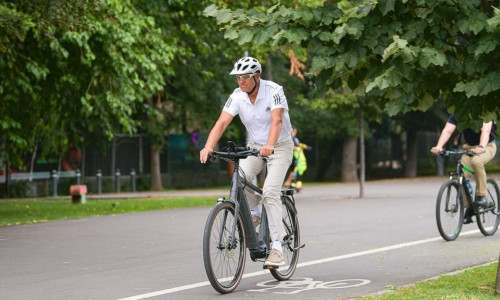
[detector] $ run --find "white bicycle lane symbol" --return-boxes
[248,277,371,295]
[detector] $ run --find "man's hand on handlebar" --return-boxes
[200,147,213,164]
[260,145,274,156]
[430,146,442,155]
[473,146,485,155]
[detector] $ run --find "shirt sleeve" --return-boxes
[222,95,239,116]
[270,87,288,110]
[447,114,457,125]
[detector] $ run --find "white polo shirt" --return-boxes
[223,79,293,145]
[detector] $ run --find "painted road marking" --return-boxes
[117,229,481,300]
[249,277,371,294]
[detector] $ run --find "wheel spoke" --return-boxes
[477,179,500,236]
[270,197,300,280]
[436,181,463,241]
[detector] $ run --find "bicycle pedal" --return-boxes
[263,265,278,270]
[293,243,306,251]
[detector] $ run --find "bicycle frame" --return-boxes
[444,150,497,215]
[443,152,472,211]
[222,158,271,260]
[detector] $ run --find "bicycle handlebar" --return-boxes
[208,141,260,161]
[438,150,475,157]
[209,147,260,160]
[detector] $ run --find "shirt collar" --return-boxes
[240,79,264,103]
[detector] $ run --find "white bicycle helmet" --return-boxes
[229,57,262,75]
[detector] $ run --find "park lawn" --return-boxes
[361,262,499,299]
[0,196,216,226]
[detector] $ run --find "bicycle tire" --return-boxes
[270,196,300,280]
[436,180,463,241]
[203,201,246,294]
[476,178,500,236]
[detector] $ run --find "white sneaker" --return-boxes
[264,249,285,267]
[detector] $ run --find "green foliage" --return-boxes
[204,0,500,128]
[0,0,174,162]
[131,0,254,147]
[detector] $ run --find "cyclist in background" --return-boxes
[284,127,309,191]
[431,114,497,223]
[199,56,293,267]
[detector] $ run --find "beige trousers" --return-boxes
[461,142,497,197]
[239,138,293,242]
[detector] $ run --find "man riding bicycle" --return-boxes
[431,114,497,224]
[200,56,293,267]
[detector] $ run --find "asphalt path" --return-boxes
[1,176,500,300]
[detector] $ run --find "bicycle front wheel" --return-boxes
[203,201,246,294]
[270,196,300,281]
[477,178,500,236]
[436,180,463,241]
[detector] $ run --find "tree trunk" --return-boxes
[404,130,418,178]
[150,143,163,191]
[149,91,164,191]
[341,136,358,182]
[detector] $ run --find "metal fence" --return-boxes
[1,131,499,198]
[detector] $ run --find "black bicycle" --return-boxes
[202,142,304,294]
[435,150,500,241]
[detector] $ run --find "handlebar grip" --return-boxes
[236,146,250,152]
[208,152,217,162]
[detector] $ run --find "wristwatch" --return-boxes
[478,145,485,149]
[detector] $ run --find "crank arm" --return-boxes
[293,243,306,251]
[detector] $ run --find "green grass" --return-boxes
[0,196,217,226]
[361,262,500,299]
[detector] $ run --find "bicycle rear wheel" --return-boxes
[477,178,500,236]
[203,201,246,294]
[436,180,463,241]
[270,196,300,281]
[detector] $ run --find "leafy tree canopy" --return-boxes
[204,0,500,131]
[0,0,175,163]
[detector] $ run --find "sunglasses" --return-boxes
[235,73,256,81]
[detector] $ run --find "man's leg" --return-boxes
[262,140,293,243]
[462,143,497,205]
[238,153,266,210]
[262,139,293,266]
[471,143,496,196]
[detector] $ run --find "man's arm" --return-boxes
[475,121,493,154]
[261,108,284,156]
[431,121,456,154]
[200,111,234,163]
